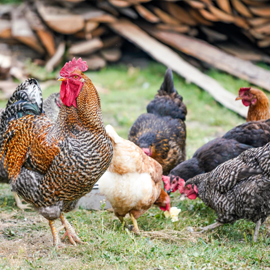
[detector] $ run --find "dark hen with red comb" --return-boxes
[167,119,270,193]
[128,68,186,175]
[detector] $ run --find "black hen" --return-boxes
[181,143,270,242]
[128,68,187,175]
[169,119,270,183]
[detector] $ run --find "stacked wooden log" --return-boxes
[1,0,270,71]
[1,0,270,116]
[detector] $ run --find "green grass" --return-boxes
[1,62,270,269]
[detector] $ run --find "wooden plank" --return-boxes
[208,5,235,22]
[25,6,55,56]
[109,0,131,8]
[250,6,270,17]
[165,2,197,26]
[189,8,213,26]
[109,19,248,118]
[156,24,190,33]
[199,8,219,21]
[153,7,180,25]
[0,19,11,39]
[45,41,65,72]
[234,16,249,30]
[145,27,270,92]
[184,0,205,9]
[134,4,160,23]
[36,2,84,34]
[218,43,270,63]
[231,0,253,18]
[254,22,270,34]
[85,21,99,33]
[248,17,270,27]
[69,38,103,55]
[11,6,45,54]
[100,48,121,62]
[216,0,232,14]
[82,55,106,70]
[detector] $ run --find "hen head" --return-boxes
[179,181,198,200]
[162,175,184,195]
[235,87,268,107]
[137,132,156,157]
[58,57,88,108]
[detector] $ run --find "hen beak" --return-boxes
[58,76,66,81]
[167,188,172,195]
[235,96,242,101]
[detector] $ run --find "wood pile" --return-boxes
[1,0,270,116]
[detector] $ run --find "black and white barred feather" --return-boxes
[185,142,270,225]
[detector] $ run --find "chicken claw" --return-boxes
[13,192,32,210]
[60,214,83,245]
[198,222,223,233]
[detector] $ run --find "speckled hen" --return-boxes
[128,68,186,175]
[178,142,270,242]
[0,58,113,246]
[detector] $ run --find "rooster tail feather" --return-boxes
[0,79,43,134]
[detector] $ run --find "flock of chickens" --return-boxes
[1,57,270,247]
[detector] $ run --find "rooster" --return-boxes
[235,87,270,121]
[0,58,113,247]
[0,92,62,210]
[99,125,170,234]
[178,142,270,242]
[128,68,186,175]
[165,119,270,193]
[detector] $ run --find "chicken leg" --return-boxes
[130,213,140,235]
[199,222,223,233]
[60,213,83,245]
[49,220,62,247]
[13,192,32,210]
[253,219,261,243]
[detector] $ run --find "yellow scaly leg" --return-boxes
[130,214,140,235]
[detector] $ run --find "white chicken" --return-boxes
[99,125,170,234]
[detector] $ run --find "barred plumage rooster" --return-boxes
[0,58,113,246]
[178,142,270,242]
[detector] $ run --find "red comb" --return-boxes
[60,57,88,77]
[239,87,251,94]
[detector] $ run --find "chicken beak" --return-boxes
[58,76,66,81]
[166,188,172,195]
[235,96,242,101]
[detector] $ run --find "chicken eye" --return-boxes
[73,75,78,79]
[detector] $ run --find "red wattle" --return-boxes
[60,79,83,108]
[242,99,251,107]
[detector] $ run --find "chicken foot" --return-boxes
[253,219,261,243]
[49,220,63,247]
[198,222,223,233]
[13,192,32,210]
[60,213,83,245]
